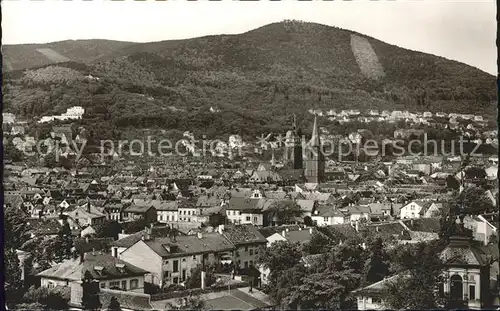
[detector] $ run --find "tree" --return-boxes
[22,285,69,310]
[266,201,302,225]
[256,241,302,279]
[382,242,445,309]
[94,220,122,239]
[81,270,101,310]
[5,248,23,301]
[363,237,390,285]
[302,231,332,255]
[108,296,122,311]
[185,264,216,289]
[5,205,31,249]
[450,187,494,214]
[54,221,74,263]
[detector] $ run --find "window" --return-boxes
[121,280,127,290]
[173,260,179,272]
[192,255,196,260]
[253,217,258,223]
[249,249,253,256]
[255,249,259,255]
[110,281,120,289]
[130,279,139,289]
[235,251,240,257]
[246,216,251,221]
[188,211,191,215]
[166,215,170,221]
[159,215,163,221]
[469,285,476,300]
[244,261,249,268]
[250,260,253,266]
[324,217,329,222]
[100,282,106,289]
[173,277,179,284]
[182,269,187,281]
[245,246,248,252]
[182,258,186,262]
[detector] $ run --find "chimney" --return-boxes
[121,229,125,234]
[87,202,91,213]
[197,232,203,239]
[282,230,286,237]
[85,236,89,243]
[376,226,379,232]
[355,221,360,232]
[309,228,313,234]
[218,225,224,235]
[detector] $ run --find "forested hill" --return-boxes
[3,20,496,140]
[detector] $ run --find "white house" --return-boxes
[400,201,427,219]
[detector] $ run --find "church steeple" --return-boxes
[310,114,320,147]
[304,113,325,184]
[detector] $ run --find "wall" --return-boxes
[356,296,385,310]
[226,210,263,226]
[41,277,69,288]
[157,211,178,223]
[119,241,163,286]
[400,202,423,219]
[233,243,263,269]
[99,275,145,293]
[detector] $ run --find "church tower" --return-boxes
[290,114,303,170]
[304,114,325,184]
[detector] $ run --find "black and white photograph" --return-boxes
[2,0,499,310]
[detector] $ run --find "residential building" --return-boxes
[219,224,267,271]
[118,232,234,287]
[37,252,148,293]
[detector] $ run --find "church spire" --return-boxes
[310,114,320,147]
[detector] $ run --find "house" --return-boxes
[295,199,316,218]
[400,201,428,219]
[156,201,179,223]
[226,198,266,226]
[65,203,107,229]
[37,252,148,292]
[353,274,400,310]
[423,203,443,218]
[103,202,126,222]
[122,204,157,224]
[344,205,371,222]
[118,232,234,287]
[311,205,347,226]
[439,234,498,309]
[219,224,267,272]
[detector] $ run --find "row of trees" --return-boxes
[257,226,450,309]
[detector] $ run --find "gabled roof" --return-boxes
[143,233,234,258]
[227,198,265,211]
[440,236,492,266]
[222,224,267,245]
[37,252,147,281]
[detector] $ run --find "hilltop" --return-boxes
[2,20,496,139]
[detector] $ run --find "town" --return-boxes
[3,106,499,310]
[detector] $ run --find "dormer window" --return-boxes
[115,263,125,273]
[94,266,104,275]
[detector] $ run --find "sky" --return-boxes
[2,0,496,75]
